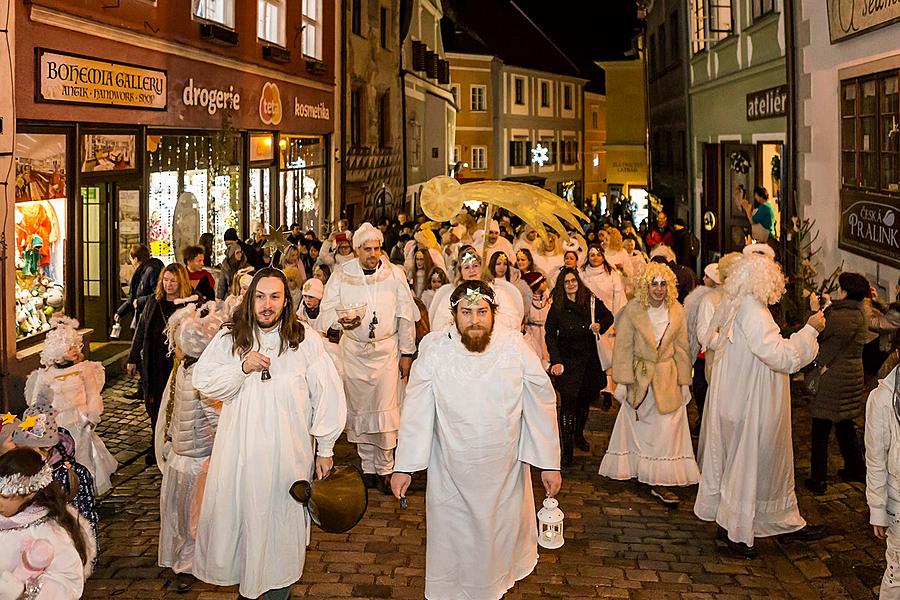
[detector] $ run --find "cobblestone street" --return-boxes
[86,372,886,599]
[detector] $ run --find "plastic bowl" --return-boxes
[336,303,367,321]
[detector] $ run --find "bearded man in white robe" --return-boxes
[319,222,419,495]
[694,254,826,557]
[474,219,515,265]
[192,268,346,600]
[391,281,562,600]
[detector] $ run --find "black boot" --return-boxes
[575,402,590,452]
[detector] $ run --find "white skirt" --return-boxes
[65,420,118,496]
[599,387,700,486]
[159,452,209,574]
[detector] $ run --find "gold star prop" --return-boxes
[0,413,15,425]
[263,226,292,254]
[18,415,38,430]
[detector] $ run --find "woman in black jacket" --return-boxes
[115,244,164,326]
[545,267,614,468]
[126,262,196,463]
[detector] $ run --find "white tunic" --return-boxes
[694,295,818,546]
[25,361,118,495]
[394,328,560,600]
[192,327,347,598]
[532,253,564,288]
[599,304,700,486]
[581,266,626,370]
[524,294,551,371]
[318,259,417,447]
[428,280,524,333]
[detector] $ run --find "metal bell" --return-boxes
[289,464,368,533]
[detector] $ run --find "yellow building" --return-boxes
[447,52,496,181]
[584,91,608,208]
[596,59,649,221]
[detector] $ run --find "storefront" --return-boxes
[11,19,335,371]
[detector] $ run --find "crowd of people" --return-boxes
[4,204,900,599]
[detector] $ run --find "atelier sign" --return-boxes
[746,85,788,121]
[839,188,900,269]
[37,49,167,110]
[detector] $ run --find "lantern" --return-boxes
[537,497,564,549]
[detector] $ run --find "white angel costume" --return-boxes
[191,328,346,598]
[394,328,560,600]
[25,362,117,495]
[581,265,626,370]
[428,279,524,333]
[694,294,819,546]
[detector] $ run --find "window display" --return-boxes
[147,134,242,266]
[14,133,68,341]
[81,134,137,172]
[249,167,271,235]
[279,135,325,234]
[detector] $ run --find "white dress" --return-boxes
[580,266,626,370]
[428,280,524,333]
[394,328,560,600]
[25,362,118,495]
[191,328,347,598]
[694,295,818,546]
[523,294,551,371]
[598,304,700,486]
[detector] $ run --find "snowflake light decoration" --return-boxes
[531,143,549,167]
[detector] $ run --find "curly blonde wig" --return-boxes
[634,261,678,308]
[605,228,624,252]
[724,253,785,306]
[717,252,743,282]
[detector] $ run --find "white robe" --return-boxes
[25,362,118,495]
[475,236,516,266]
[524,293,551,371]
[694,295,819,546]
[580,266,626,370]
[191,327,347,598]
[297,304,345,379]
[427,280,524,333]
[533,253,564,288]
[318,259,417,447]
[394,328,560,600]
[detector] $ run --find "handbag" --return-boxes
[805,356,833,396]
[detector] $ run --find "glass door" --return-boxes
[80,184,110,339]
[249,166,273,234]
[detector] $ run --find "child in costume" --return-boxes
[24,315,117,494]
[155,301,225,593]
[297,278,345,378]
[0,447,95,600]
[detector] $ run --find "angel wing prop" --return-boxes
[419,176,588,242]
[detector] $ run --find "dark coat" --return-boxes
[128,295,178,417]
[116,258,164,320]
[812,299,869,422]
[545,296,613,399]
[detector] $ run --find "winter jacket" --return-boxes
[116,258,164,320]
[812,299,868,422]
[545,296,613,399]
[612,299,692,414]
[865,368,900,527]
[168,362,220,458]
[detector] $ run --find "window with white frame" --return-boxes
[690,0,732,53]
[471,85,486,112]
[302,0,323,59]
[451,84,460,107]
[472,146,487,171]
[258,0,286,46]
[514,77,525,105]
[193,0,234,28]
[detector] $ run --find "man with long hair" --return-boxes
[392,281,561,600]
[191,268,346,599]
[318,223,419,495]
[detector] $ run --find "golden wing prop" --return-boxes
[419,176,588,242]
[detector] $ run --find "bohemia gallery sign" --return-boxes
[37,49,167,110]
[840,189,900,269]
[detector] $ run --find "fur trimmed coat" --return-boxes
[611,299,692,414]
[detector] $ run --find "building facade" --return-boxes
[687,0,786,263]
[401,0,457,213]
[8,0,337,396]
[342,0,403,226]
[584,91,608,208]
[447,52,495,181]
[796,0,900,292]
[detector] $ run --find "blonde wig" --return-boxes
[717,252,743,282]
[633,261,678,308]
[724,253,785,306]
[605,228,624,252]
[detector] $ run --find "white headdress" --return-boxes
[0,464,54,496]
[165,301,227,358]
[352,222,384,250]
[39,314,83,367]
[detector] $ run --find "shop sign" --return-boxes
[746,85,787,121]
[839,188,900,269]
[182,78,241,115]
[294,99,331,120]
[827,0,900,43]
[260,82,283,126]
[37,49,166,110]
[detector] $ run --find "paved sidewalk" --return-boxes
[85,373,885,599]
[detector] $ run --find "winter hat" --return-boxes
[704,263,721,285]
[225,243,242,259]
[352,222,384,250]
[302,278,324,300]
[522,271,546,292]
[224,228,239,242]
[39,314,83,367]
[12,404,60,449]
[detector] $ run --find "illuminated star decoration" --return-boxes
[263,226,292,266]
[18,415,38,430]
[0,413,15,426]
[531,143,549,167]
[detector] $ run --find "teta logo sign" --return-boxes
[260,82,283,126]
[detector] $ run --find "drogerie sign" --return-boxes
[37,49,167,110]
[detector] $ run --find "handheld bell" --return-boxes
[290,464,368,533]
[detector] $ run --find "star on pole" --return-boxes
[263,226,292,267]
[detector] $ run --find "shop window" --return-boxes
[470,85,486,112]
[147,134,243,266]
[752,0,776,20]
[514,77,525,106]
[258,0,286,46]
[194,0,234,28]
[302,0,323,59]
[14,133,68,341]
[509,139,530,167]
[841,72,900,194]
[472,146,487,171]
[540,81,550,108]
[279,136,326,234]
[351,0,363,36]
[563,84,573,111]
